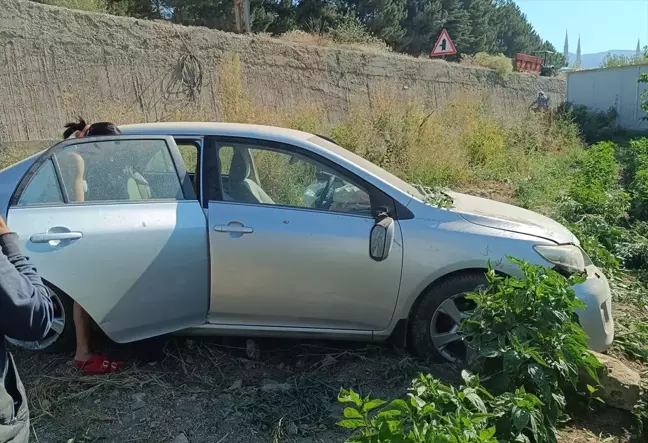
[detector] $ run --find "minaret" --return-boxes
[563,30,569,64]
[575,35,582,68]
[637,39,642,57]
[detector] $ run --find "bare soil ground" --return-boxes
[13,331,638,443]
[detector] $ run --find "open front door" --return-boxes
[7,135,209,343]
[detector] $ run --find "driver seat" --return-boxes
[228,150,274,204]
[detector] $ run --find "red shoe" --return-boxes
[73,354,124,374]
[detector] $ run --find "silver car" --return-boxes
[0,123,614,362]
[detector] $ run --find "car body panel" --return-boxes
[448,191,578,244]
[5,135,210,343]
[8,201,210,343]
[207,201,404,330]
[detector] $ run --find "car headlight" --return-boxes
[533,244,590,274]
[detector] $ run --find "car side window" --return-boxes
[55,139,183,203]
[217,143,373,216]
[17,159,64,206]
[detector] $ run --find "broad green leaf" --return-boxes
[479,427,496,440]
[337,418,365,429]
[465,392,487,413]
[362,399,387,413]
[344,407,364,419]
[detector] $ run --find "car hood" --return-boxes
[447,191,577,244]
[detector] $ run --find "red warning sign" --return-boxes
[431,29,457,56]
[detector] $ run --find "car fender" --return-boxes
[374,218,555,340]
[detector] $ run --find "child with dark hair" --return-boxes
[62,118,125,374]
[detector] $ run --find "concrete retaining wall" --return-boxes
[0,0,565,142]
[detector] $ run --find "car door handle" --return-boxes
[213,225,254,234]
[30,232,83,243]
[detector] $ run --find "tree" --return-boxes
[438,0,470,57]
[397,0,445,55]
[462,0,497,54]
[66,0,552,60]
[492,0,544,57]
[346,0,407,45]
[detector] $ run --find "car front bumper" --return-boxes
[574,265,614,351]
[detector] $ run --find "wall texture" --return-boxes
[567,64,648,131]
[0,0,566,142]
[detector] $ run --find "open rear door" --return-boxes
[7,135,209,343]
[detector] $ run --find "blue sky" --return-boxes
[515,0,648,54]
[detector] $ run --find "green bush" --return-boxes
[564,141,629,223]
[338,371,546,443]
[471,53,514,77]
[556,102,623,145]
[461,258,602,438]
[339,259,601,443]
[327,16,391,52]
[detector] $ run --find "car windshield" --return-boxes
[308,136,424,201]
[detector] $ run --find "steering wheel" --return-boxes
[314,172,336,209]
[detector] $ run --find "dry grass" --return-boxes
[276,30,392,55]
[462,52,514,77]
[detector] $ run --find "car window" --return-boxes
[178,143,199,174]
[55,139,183,203]
[17,159,64,206]
[219,143,372,216]
[219,146,234,175]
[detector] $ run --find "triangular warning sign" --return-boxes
[431,29,457,56]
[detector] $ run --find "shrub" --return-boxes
[339,258,600,443]
[278,22,391,54]
[555,102,624,145]
[562,141,629,224]
[600,53,646,69]
[461,259,602,438]
[464,53,514,77]
[338,371,546,443]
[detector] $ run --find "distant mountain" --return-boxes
[567,50,640,69]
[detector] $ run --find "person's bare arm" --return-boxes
[0,216,53,340]
[70,152,85,203]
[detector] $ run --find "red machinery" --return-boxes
[514,53,543,74]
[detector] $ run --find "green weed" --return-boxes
[461,258,601,438]
[338,370,546,443]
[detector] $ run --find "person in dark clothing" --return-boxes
[0,215,53,442]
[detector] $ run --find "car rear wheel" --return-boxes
[6,286,75,353]
[409,273,487,363]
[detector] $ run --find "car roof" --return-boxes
[118,122,313,143]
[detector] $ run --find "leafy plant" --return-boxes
[338,370,546,443]
[564,141,627,222]
[460,258,602,440]
[615,319,648,365]
[555,103,624,145]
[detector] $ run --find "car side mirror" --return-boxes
[369,214,395,262]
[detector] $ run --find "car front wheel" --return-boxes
[409,273,487,363]
[6,286,75,353]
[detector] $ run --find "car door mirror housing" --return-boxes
[369,215,395,261]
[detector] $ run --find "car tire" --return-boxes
[7,285,76,353]
[409,273,488,363]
